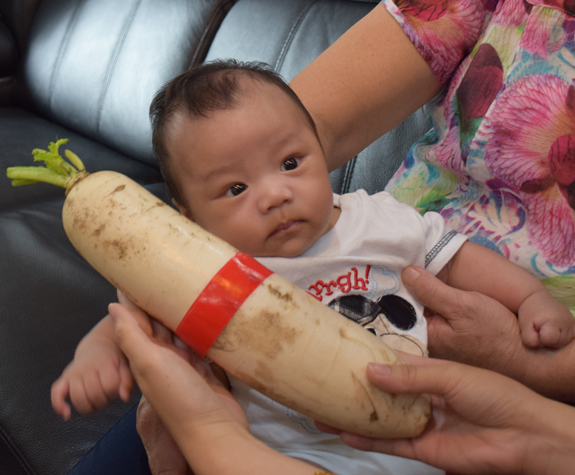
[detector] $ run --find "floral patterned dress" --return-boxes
[383,0,575,312]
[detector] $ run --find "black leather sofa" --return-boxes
[0,1,431,473]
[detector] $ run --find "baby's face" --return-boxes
[167,82,338,257]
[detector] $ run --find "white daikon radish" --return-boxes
[7,140,431,438]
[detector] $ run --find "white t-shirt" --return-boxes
[228,190,467,475]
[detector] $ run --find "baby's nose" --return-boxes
[260,182,293,212]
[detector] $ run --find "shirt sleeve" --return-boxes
[381,0,498,83]
[421,210,468,276]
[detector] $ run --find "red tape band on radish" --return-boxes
[176,252,273,357]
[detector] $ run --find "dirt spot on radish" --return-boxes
[144,201,167,213]
[232,365,302,410]
[213,308,302,359]
[70,206,96,231]
[350,371,384,425]
[110,185,126,195]
[93,224,106,237]
[102,239,129,260]
[266,284,294,303]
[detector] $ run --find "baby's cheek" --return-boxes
[221,224,261,254]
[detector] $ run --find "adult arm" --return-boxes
[402,266,575,402]
[336,354,575,475]
[289,3,442,171]
[137,396,191,475]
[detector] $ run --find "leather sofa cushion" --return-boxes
[22,0,234,167]
[0,18,17,77]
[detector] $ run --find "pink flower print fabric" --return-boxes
[483,74,575,267]
[530,0,575,16]
[382,0,575,307]
[385,0,494,82]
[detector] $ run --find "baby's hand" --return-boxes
[51,330,134,420]
[518,290,575,349]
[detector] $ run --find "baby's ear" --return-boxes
[172,198,195,222]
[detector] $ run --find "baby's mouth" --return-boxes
[269,220,302,238]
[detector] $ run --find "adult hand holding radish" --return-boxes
[401,266,575,402]
[110,300,332,475]
[7,138,431,438]
[331,353,575,475]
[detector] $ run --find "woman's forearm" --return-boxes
[516,342,575,403]
[522,397,575,474]
[449,317,575,403]
[289,3,442,171]
[175,424,321,475]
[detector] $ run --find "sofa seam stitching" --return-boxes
[274,0,318,72]
[188,0,236,68]
[48,0,86,113]
[0,421,35,475]
[342,156,357,194]
[95,0,143,139]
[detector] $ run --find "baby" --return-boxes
[52,60,574,475]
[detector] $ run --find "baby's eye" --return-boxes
[281,157,299,171]
[226,183,247,197]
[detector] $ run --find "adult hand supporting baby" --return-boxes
[137,395,190,475]
[401,266,575,402]
[109,302,244,475]
[110,302,322,475]
[334,353,575,475]
[112,295,193,475]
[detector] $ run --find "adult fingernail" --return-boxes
[108,303,119,322]
[402,266,422,285]
[367,363,391,376]
[117,290,127,305]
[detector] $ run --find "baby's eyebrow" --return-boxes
[201,162,239,182]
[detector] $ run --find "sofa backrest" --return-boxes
[22,0,234,167]
[205,0,431,194]
[19,0,431,194]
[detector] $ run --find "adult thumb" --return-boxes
[401,266,465,320]
[109,303,150,361]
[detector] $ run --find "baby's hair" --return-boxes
[150,59,318,207]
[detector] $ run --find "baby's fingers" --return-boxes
[69,372,108,414]
[118,356,135,402]
[538,323,574,349]
[518,321,543,349]
[50,377,72,420]
[67,377,94,414]
[98,360,130,403]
